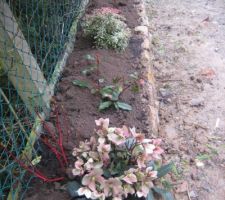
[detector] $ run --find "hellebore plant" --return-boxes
[69,118,174,200]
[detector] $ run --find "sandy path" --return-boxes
[146,0,225,199]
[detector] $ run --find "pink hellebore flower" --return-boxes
[97,138,111,165]
[73,141,91,156]
[84,158,103,171]
[77,187,92,199]
[104,178,123,197]
[146,167,158,179]
[137,184,150,198]
[122,125,131,137]
[82,169,105,192]
[152,139,164,157]
[152,146,164,159]
[107,130,126,145]
[115,126,131,138]
[143,143,156,154]
[152,138,162,145]
[130,127,150,143]
[137,153,148,168]
[95,118,109,130]
[72,158,84,176]
[112,197,122,200]
[122,173,137,185]
[123,184,135,198]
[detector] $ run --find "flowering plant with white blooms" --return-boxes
[70,118,174,200]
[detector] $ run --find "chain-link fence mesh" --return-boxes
[0,0,87,199]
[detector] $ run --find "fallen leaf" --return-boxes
[200,68,216,79]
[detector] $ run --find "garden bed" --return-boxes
[24,0,158,199]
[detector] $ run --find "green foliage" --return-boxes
[99,85,132,111]
[82,11,131,51]
[196,153,211,161]
[145,162,174,200]
[73,79,132,111]
[67,181,81,198]
[72,80,89,88]
[157,162,174,178]
[152,187,174,200]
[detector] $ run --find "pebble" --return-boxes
[189,190,198,198]
[134,25,149,36]
[159,88,172,98]
[190,97,204,107]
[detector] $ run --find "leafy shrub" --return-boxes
[82,7,131,51]
[69,118,174,200]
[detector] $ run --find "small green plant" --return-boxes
[99,85,132,111]
[67,118,174,200]
[82,7,131,51]
[72,80,132,111]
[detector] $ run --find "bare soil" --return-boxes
[146,0,225,199]
[24,0,154,199]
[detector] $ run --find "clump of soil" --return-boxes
[24,0,153,199]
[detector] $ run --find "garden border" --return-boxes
[135,0,159,136]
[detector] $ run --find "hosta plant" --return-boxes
[68,118,174,200]
[82,7,131,51]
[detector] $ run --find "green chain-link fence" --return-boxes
[0,0,88,199]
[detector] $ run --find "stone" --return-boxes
[141,38,150,50]
[159,88,172,98]
[140,50,150,66]
[190,97,204,107]
[134,25,149,36]
[189,190,198,198]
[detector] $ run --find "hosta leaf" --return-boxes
[116,102,132,111]
[99,101,112,111]
[72,80,89,88]
[153,187,174,200]
[146,189,155,200]
[157,162,174,178]
[67,181,81,198]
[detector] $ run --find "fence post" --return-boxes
[0,2,51,116]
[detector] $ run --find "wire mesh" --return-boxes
[0,0,86,199]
